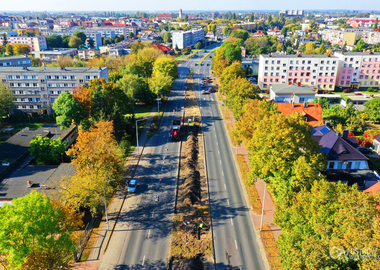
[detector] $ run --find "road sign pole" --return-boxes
[260,182,267,231]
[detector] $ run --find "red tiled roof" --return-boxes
[152,43,171,52]
[365,181,380,195]
[276,103,323,127]
[112,23,125,26]
[157,14,172,17]
[253,30,265,36]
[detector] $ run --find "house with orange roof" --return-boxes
[253,30,265,37]
[152,43,171,54]
[365,180,380,195]
[155,14,173,22]
[276,102,323,126]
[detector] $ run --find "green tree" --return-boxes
[73,31,87,45]
[0,191,80,269]
[352,39,366,52]
[149,74,173,97]
[29,136,65,165]
[162,31,172,43]
[68,36,82,48]
[52,92,84,129]
[223,26,232,36]
[0,83,13,118]
[128,31,134,39]
[249,13,255,22]
[25,31,35,37]
[62,35,71,48]
[5,44,13,56]
[315,43,327,54]
[374,18,378,29]
[46,35,63,48]
[194,41,202,50]
[224,43,242,62]
[227,77,259,119]
[230,29,249,42]
[87,38,95,49]
[308,20,319,32]
[152,56,179,81]
[184,15,188,21]
[364,97,380,122]
[2,33,7,46]
[220,61,245,93]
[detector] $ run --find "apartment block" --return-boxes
[321,29,356,46]
[78,49,100,59]
[334,52,380,89]
[0,36,47,51]
[0,67,108,114]
[0,55,32,67]
[172,28,204,50]
[258,54,339,91]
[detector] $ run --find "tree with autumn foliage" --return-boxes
[219,61,246,94]
[277,179,380,269]
[226,77,260,119]
[62,121,124,214]
[0,191,83,270]
[72,85,93,118]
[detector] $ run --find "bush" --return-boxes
[343,88,351,93]
[367,87,378,93]
[356,136,373,148]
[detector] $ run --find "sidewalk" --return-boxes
[213,77,281,240]
[73,106,158,270]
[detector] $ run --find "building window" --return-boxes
[328,162,334,169]
[346,162,352,169]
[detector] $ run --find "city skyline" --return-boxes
[0,0,379,13]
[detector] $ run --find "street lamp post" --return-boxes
[103,179,116,230]
[135,119,145,155]
[258,180,267,232]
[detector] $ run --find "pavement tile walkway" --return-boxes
[74,106,158,270]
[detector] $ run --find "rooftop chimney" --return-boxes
[336,131,341,137]
[342,129,349,139]
[303,101,308,108]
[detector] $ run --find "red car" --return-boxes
[355,92,363,95]
[206,79,210,83]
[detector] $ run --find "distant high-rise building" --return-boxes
[212,12,220,19]
[179,9,183,19]
[279,10,305,17]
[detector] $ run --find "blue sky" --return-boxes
[1,0,379,12]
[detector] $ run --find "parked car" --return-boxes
[206,79,210,83]
[208,87,214,93]
[357,147,372,155]
[201,84,206,88]
[201,90,207,94]
[355,92,363,95]
[127,179,137,193]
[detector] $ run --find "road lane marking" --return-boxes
[148,230,151,238]
[222,171,224,176]
[224,184,226,190]
[216,142,218,146]
[227,199,229,205]
[235,240,238,250]
[231,218,233,225]
[220,160,222,164]
[142,255,145,265]
[218,150,220,154]
[215,134,216,138]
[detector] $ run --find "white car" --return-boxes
[127,179,137,193]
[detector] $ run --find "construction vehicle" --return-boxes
[171,120,181,140]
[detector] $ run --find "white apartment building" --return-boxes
[0,67,108,114]
[321,29,357,47]
[258,54,339,91]
[0,55,32,67]
[172,28,204,50]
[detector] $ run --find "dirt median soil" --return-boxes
[168,75,214,270]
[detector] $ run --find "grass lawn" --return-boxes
[124,104,154,118]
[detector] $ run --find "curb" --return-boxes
[215,100,271,270]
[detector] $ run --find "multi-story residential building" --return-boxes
[13,28,40,36]
[0,67,108,114]
[321,29,357,47]
[360,30,380,45]
[279,10,305,17]
[258,54,339,91]
[0,36,47,51]
[0,55,32,67]
[334,51,380,89]
[95,26,136,39]
[233,22,257,32]
[172,28,204,49]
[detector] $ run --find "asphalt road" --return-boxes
[193,52,266,270]
[98,51,202,270]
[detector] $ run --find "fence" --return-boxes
[74,216,97,262]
